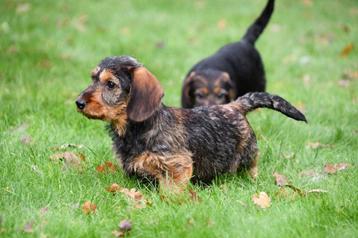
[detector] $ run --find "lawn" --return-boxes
[0,0,357,237]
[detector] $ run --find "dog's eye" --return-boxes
[106,81,116,89]
[195,93,205,99]
[218,93,227,99]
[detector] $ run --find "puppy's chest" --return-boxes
[112,125,185,162]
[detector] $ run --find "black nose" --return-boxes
[76,99,86,110]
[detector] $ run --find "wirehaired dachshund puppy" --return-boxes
[76,56,306,192]
[181,0,274,108]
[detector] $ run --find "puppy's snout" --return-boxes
[76,99,86,110]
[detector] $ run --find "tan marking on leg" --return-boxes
[249,152,259,180]
[130,152,193,193]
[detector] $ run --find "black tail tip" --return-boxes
[296,111,308,123]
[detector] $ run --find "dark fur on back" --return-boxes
[181,0,275,108]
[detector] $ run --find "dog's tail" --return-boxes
[242,0,275,45]
[235,92,307,122]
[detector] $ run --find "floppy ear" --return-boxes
[221,72,237,101]
[181,71,196,108]
[127,67,164,122]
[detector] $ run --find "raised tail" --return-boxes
[242,0,275,45]
[236,92,307,122]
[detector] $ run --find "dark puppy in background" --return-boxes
[182,0,274,108]
[76,56,306,192]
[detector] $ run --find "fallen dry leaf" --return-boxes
[39,207,48,217]
[96,164,105,173]
[112,230,124,237]
[342,70,358,80]
[341,24,350,33]
[16,3,31,14]
[324,163,351,174]
[72,14,88,32]
[105,161,118,172]
[302,0,313,6]
[50,152,83,168]
[20,135,32,145]
[306,141,332,149]
[340,43,354,57]
[82,201,96,214]
[113,220,132,237]
[23,221,34,233]
[107,183,121,193]
[217,19,227,30]
[155,41,165,49]
[273,172,288,187]
[299,169,326,182]
[119,220,132,232]
[252,192,271,209]
[120,188,147,208]
[338,79,350,88]
[121,188,143,201]
[302,74,311,87]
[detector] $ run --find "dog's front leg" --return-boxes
[131,152,193,193]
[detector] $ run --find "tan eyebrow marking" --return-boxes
[99,69,115,82]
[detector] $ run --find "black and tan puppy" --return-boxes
[182,0,274,108]
[76,56,306,192]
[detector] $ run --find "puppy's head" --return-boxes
[182,69,236,107]
[76,56,164,123]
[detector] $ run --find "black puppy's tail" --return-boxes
[235,92,307,122]
[242,0,275,45]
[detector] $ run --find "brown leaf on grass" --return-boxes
[113,220,132,237]
[23,221,34,233]
[217,19,227,30]
[72,14,88,32]
[119,220,132,232]
[299,169,318,177]
[302,0,313,6]
[39,207,48,217]
[16,3,31,14]
[107,183,121,193]
[20,135,32,145]
[341,24,350,33]
[96,161,118,173]
[324,163,351,174]
[155,41,165,49]
[82,201,96,214]
[252,192,271,208]
[120,188,147,209]
[273,172,288,187]
[340,43,354,57]
[342,70,358,80]
[96,164,105,173]
[302,74,311,87]
[50,152,83,168]
[7,45,18,54]
[120,188,143,201]
[105,161,118,172]
[306,141,332,149]
[338,79,350,88]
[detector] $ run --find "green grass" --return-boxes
[1,0,357,237]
